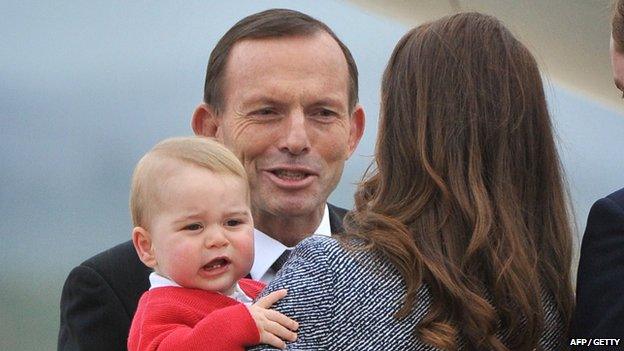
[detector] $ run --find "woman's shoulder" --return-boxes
[294,234,349,251]
[291,235,372,265]
[290,235,400,286]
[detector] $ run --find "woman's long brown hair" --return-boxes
[344,12,574,350]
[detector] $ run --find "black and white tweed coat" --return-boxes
[250,235,566,350]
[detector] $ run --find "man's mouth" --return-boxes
[271,169,309,181]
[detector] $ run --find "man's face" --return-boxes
[611,36,624,96]
[195,32,364,222]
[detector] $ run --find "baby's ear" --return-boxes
[132,227,157,268]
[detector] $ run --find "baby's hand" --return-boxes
[248,289,299,349]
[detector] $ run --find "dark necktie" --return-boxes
[270,249,292,274]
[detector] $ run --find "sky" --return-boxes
[1,1,623,350]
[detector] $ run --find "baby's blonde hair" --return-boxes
[129,136,247,228]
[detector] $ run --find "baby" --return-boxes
[127,136,298,351]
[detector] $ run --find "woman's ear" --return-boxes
[132,227,157,268]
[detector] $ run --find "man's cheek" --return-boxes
[321,144,349,163]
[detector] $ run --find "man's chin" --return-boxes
[258,196,324,218]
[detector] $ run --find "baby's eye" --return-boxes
[184,223,203,231]
[225,219,242,227]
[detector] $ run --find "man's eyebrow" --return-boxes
[240,95,283,108]
[311,97,346,107]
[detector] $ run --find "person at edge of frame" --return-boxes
[571,0,624,345]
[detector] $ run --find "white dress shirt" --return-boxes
[148,272,253,305]
[250,204,332,283]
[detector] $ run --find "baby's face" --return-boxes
[147,165,253,294]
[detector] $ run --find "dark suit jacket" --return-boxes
[58,204,347,351]
[572,188,624,339]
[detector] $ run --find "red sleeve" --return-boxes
[239,278,266,298]
[129,291,260,351]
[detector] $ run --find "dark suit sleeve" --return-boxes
[572,192,624,338]
[58,264,132,351]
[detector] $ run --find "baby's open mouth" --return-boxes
[202,257,230,271]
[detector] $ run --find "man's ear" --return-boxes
[347,104,365,158]
[192,103,221,138]
[132,227,157,268]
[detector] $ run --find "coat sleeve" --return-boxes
[130,301,259,351]
[248,237,335,351]
[572,192,624,338]
[58,264,132,351]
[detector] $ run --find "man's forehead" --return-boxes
[234,90,347,108]
[231,31,337,54]
[219,32,350,106]
[225,32,347,75]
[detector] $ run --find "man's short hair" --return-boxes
[129,136,247,228]
[203,8,359,113]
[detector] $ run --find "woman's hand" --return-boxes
[247,289,299,349]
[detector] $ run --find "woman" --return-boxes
[572,0,624,339]
[253,12,573,350]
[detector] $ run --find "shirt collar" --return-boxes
[229,284,254,305]
[148,272,253,304]
[250,204,331,283]
[149,271,181,290]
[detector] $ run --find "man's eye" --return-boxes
[184,223,203,231]
[253,108,276,116]
[314,109,337,118]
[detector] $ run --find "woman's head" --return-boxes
[347,12,573,350]
[377,12,550,201]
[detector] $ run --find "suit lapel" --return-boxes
[327,203,348,235]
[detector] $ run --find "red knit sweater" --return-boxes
[128,278,265,351]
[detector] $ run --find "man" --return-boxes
[58,8,364,351]
[571,0,624,340]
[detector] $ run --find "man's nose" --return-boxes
[280,111,311,155]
